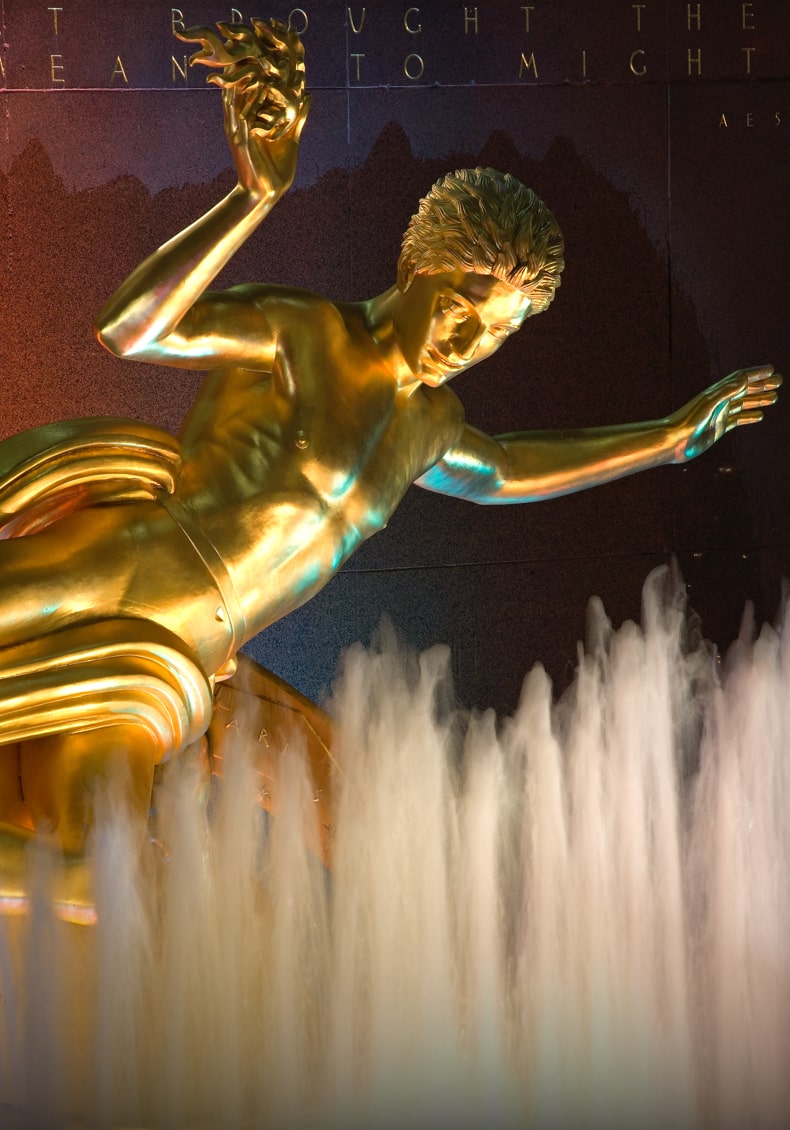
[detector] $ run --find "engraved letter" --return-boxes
[171,8,185,35]
[774,111,781,126]
[632,4,646,31]
[687,48,702,75]
[581,49,587,78]
[404,52,424,78]
[521,6,535,33]
[110,55,128,84]
[48,6,63,34]
[171,55,188,82]
[629,49,646,76]
[464,6,479,33]
[742,46,755,74]
[50,54,65,84]
[350,52,364,80]
[288,9,308,34]
[519,51,538,78]
[741,3,755,30]
[348,7,366,33]
[404,8,422,33]
[746,112,754,127]
[687,4,701,31]
[718,113,728,127]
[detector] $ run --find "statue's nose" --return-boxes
[458,322,485,360]
[454,320,485,359]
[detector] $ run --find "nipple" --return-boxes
[295,430,309,450]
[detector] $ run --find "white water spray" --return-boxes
[1,566,789,1128]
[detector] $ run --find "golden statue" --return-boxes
[0,19,780,916]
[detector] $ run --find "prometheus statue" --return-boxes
[0,19,780,907]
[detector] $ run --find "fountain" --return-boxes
[1,567,788,1129]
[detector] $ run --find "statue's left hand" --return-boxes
[671,365,782,462]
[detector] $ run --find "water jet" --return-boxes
[2,568,788,1129]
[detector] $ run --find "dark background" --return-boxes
[1,1,788,715]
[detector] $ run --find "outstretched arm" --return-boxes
[416,366,781,503]
[95,20,310,369]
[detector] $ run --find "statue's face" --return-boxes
[396,270,532,387]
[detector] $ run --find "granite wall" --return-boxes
[1,1,788,713]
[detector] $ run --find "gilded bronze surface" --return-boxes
[0,19,780,916]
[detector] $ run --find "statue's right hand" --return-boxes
[178,19,310,202]
[224,84,311,200]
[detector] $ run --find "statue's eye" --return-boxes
[439,296,467,317]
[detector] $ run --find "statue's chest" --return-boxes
[322,385,463,531]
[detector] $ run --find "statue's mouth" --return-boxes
[425,346,463,373]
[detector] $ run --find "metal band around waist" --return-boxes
[156,492,248,659]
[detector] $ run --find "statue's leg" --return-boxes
[0,618,214,921]
[0,519,125,652]
[19,724,159,857]
[0,501,236,678]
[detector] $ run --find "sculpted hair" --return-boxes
[399,167,565,314]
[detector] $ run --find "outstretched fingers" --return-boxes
[743,366,782,407]
[734,410,765,426]
[741,364,782,390]
[744,389,781,409]
[726,366,781,428]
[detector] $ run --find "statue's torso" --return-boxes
[175,295,465,638]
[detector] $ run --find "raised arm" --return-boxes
[417,366,781,503]
[95,19,310,369]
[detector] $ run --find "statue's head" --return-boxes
[398,167,564,314]
[392,169,564,386]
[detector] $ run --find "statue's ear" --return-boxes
[396,264,412,294]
